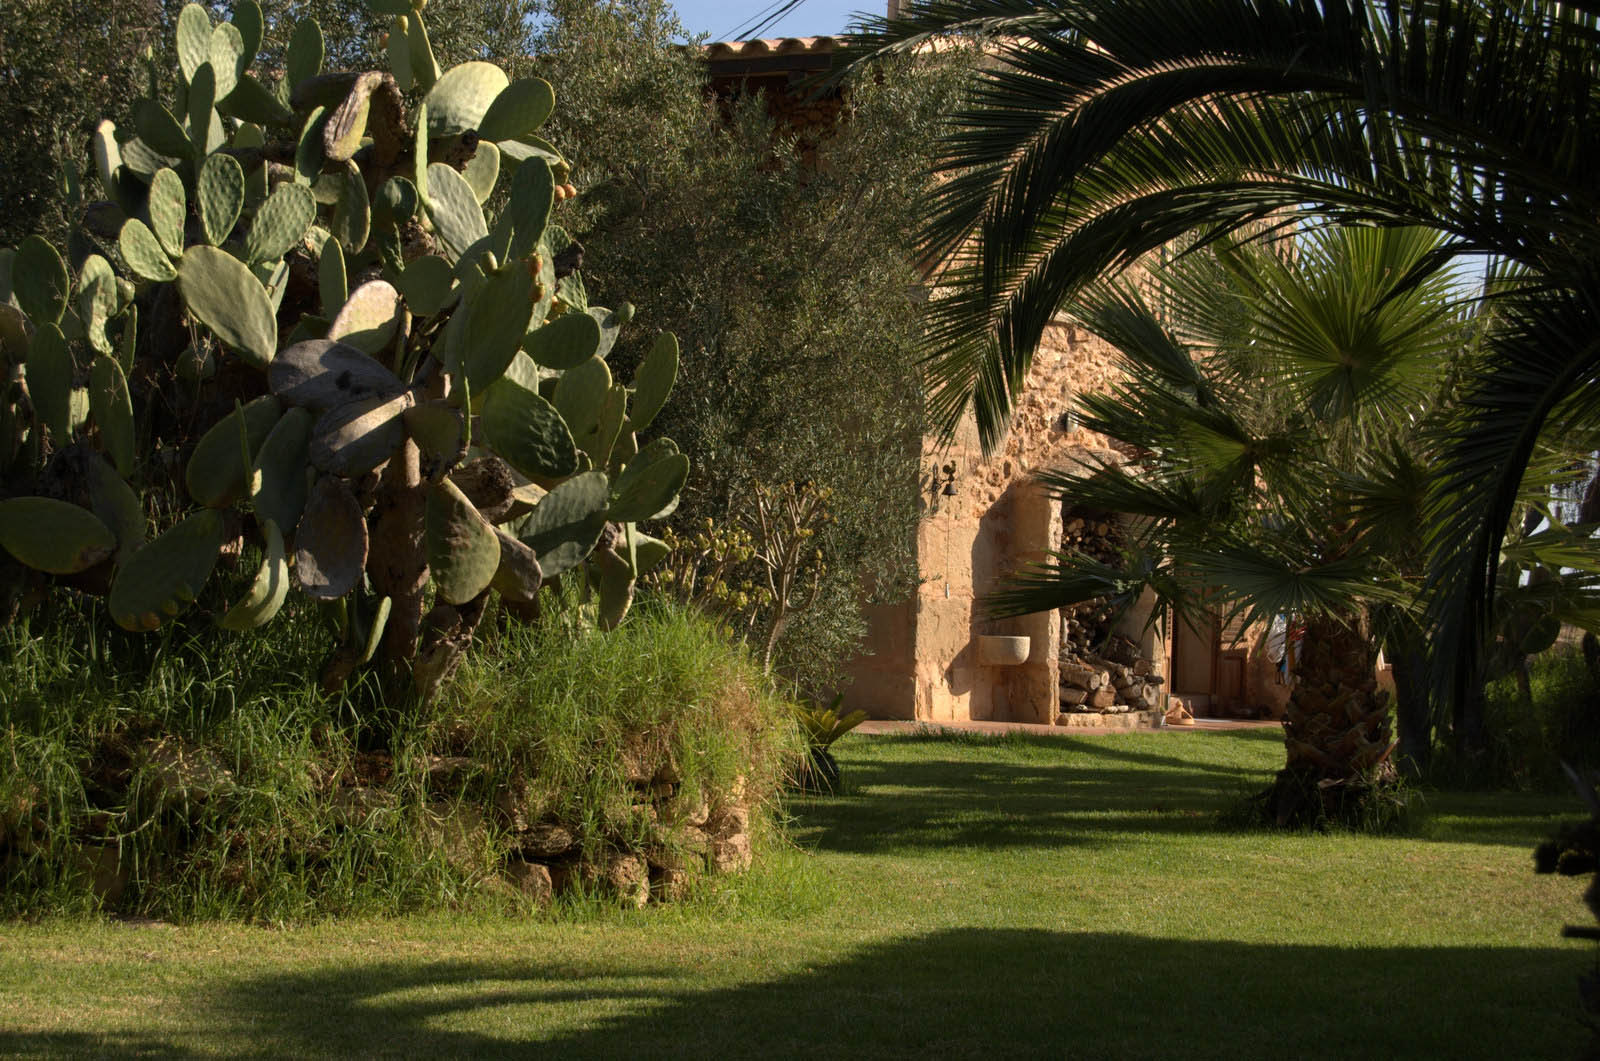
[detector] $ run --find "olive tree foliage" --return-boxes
[524,0,962,692]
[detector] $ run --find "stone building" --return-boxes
[702,34,1291,727]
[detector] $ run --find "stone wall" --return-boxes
[844,321,1131,721]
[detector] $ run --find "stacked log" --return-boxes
[1055,506,1165,718]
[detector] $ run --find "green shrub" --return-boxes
[0,591,801,920]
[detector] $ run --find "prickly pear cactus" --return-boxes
[0,0,685,701]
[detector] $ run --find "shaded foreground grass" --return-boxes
[0,727,1590,1059]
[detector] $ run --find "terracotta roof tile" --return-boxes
[701,37,839,60]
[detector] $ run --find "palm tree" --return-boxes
[986,226,1473,822]
[841,0,1600,715]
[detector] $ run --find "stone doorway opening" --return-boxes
[1054,505,1167,723]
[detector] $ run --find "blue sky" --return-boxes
[668,0,885,41]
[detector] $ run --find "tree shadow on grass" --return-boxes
[812,731,1571,853]
[3,929,1579,1059]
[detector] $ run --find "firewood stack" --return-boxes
[1056,507,1165,717]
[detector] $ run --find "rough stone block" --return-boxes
[504,858,553,904]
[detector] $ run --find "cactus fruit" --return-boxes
[220,518,290,630]
[0,497,117,574]
[425,478,500,604]
[186,395,282,508]
[108,510,225,631]
[328,280,403,355]
[294,475,367,599]
[178,246,278,369]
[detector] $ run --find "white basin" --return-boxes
[977,635,1031,666]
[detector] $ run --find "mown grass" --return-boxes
[0,726,1587,1059]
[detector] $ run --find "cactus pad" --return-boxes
[14,236,70,326]
[630,330,678,432]
[251,406,314,533]
[119,219,178,283]
[553,355,612,439]
[245,182,316,264]
[220,518,290,630]
[516,470,610,578]
[396,254,454,316]
[331,161,371,254]
[198,152,245,246]
[328,280,403,356]
[109,509,225,631]
[286,16,324,90]
[490,528,542,602]
[424,163,486,261]
[178,246,278,369]
[425,478,500,605]
[293,476,367,600]
[609,439,688,522]
[477,78,555,143]
[148,169,187,258]
[479,379,579,482]
[186,394,282,507]
[77,254,120,355]
[463,265,533,393]
[525,312,601,371]
[424,61,509,138]
[0,497,117,574]
[26,323,73,441]
[176,4,213,84]
[89,356,137,478]
[505,158,554,261]
[593,546,635,631]
[86,454,146,562]
[270,338,406,410]
[134,99,193,160]
[309,391,413,476]
[462,141,501,204]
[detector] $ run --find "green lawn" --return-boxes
[0,727,1588,1059]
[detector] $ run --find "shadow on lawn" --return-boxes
[0,928,1578,1059]
[808,729,1572,853]
[789,732,1274,855]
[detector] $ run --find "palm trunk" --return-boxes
[1264,613,1398,827]
[1387,626,1432,777]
